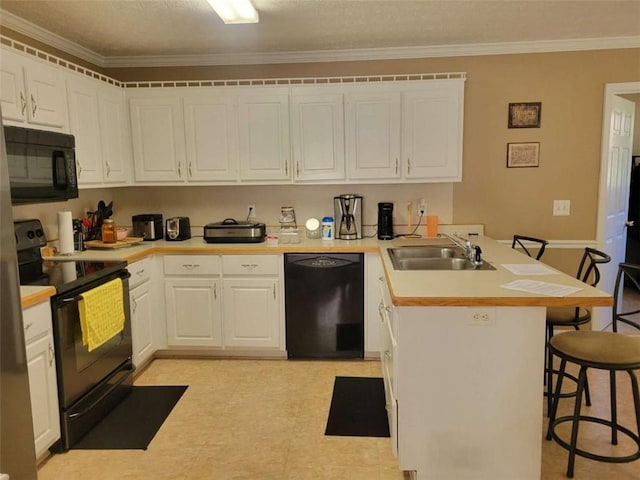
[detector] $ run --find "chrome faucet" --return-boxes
[444,234,483,266]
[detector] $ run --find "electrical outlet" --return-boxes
[418,198,426,216]
[247,205,256,219]
[468,308,495,326]
[553,200,570,216]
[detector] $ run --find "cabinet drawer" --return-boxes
[222,255,279,275]
[23,301,52,343]
[128,257,151,288]
[164,255,221,275]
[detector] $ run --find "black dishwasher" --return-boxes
[284,253,364,359]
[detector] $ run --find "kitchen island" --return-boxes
[30,233,611,480]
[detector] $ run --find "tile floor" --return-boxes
[37,289,640,480]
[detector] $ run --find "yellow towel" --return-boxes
[79,278,125,352]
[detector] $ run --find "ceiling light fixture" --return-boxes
[206,0,259,24]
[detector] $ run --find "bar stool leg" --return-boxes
[610,371,618,445]
[547,358,567,440]
[546,324,554,416]
[567,366,588,478]
[629,370,640,437]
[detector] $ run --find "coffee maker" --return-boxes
[377,202,394,240]
[334,194,363,240]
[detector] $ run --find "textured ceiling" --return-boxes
[1,0,639,64]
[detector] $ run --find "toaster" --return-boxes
[166,217,191,241]
[132,214,163,241]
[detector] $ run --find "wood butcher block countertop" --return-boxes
[29,233,611,309]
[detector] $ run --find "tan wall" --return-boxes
[104,49,640,242]
[4,29,640,272]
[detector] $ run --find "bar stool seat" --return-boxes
[546,330,640,477]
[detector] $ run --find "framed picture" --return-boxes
[508,102,541,128]
[507,142,540,168]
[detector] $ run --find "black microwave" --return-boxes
[4,126,78,205]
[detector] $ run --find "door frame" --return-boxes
[595,81,640,329]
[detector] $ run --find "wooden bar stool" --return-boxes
[546,330,640,477]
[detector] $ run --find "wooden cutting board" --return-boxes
[85,237,144,249]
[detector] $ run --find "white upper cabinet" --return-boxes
[98,83,131,184]
[183,90,238,182]
[402,80,464,181]
[0,47,67,130]
[290,88,345,182]
[237,88,291,181]
[345,90,402,180]
[129,94,186,183]
[66,74,104,184]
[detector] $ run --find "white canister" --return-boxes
[321,216,334,240]
[305,218,321,239]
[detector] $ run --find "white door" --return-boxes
[183,93,238,182]
[290,92,345,181]
[98,85,131,184]
[130,96,186,182]
[345,91,401,180]
[222,278,280,348]
[237,90,290,181]
[130,282,153,368]
[23,56,67,129]
[596,87,637,329]
[66,76,103,184]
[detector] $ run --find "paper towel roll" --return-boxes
[61,261,77,282]
[58,211,74,255]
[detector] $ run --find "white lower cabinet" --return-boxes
[129,257,155,367]
[222,255,282,350]
[164,255,222,347]
[22,301,60,459]
[378,274,398,457]
[365,252,384,355]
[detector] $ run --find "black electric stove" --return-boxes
[15,219,126,294]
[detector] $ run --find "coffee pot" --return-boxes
[333,194,363,240]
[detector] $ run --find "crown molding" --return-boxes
[0,10,106,66]
[2,8,639,69]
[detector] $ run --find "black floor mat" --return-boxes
[72,385,187,450]
[325,376,390,437]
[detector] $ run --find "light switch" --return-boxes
[553,200,571,216]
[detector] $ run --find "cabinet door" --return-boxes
[345,91,401,180]
[402,83,463,181]
[66,75,104,184]
[238,90,290,181]
[164,278,222,346]
[23,55,67,129]
[291,92,345,181]
[222,278,280,348]
[98,84,131,184]
[130,96,186,182]
[130,281,154,368]
[183,92,238,181]
[26,334,60,458]
[0,48,28,122]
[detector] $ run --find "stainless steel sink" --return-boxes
[388,246,495,271]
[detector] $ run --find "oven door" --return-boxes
[52,269,133,409]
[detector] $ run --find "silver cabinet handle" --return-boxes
[177,162,182,178]
[407,158,411,175]
[24,322,33,331]
[48,342,54,366]
[384,350,392,360]
[188,162,193,178]
[214,283,217,300]
[20,91,26,115]
[182,264,200,269]
[131,296,138,314]
[241,263,259,269]
[395,158,399,175]
[273,283,276,299]
[77,159,82,175]
[378,300,385,320]
[105,161,111,177]
[30,93,37,116]
[625,220,635,227]
[136,269,145,277]
[296,162,300,177]
[285,161,288,176]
